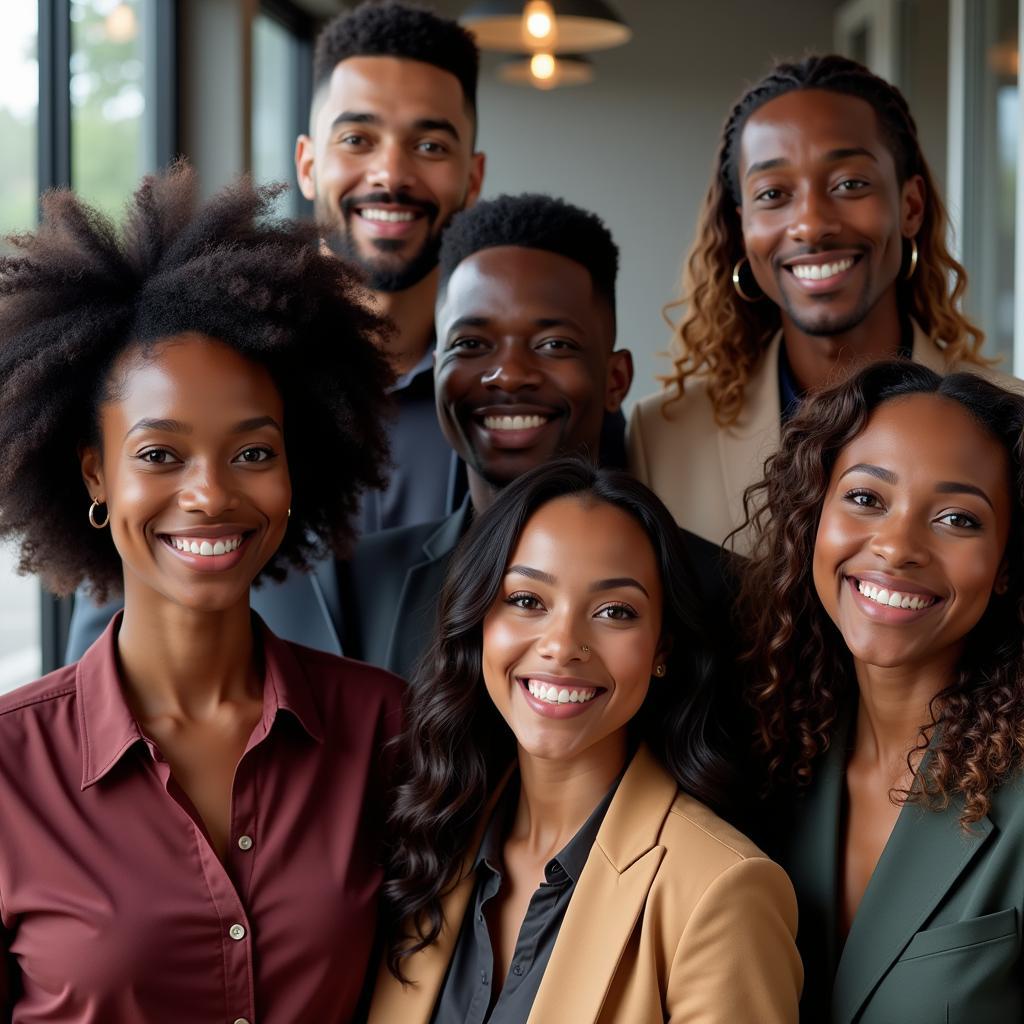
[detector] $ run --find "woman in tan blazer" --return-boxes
[369,459,801,1023]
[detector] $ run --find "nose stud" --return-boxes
[580,643,590,654]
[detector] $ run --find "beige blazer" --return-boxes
[628,323,1020,556]
[367,745,802,1024]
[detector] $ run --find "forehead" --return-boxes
[832,394,1010,498]
[739,89,896,178]
[107,334,281,419]
[509,497,660,584]
[316,55,470,135]
[440,246,605,328]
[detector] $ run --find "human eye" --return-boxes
[835,178,869,193]
[135,447,180,466]
[595,602,638,621]
[753,186,786,204]
[338,132,370,150]
[234,446,276,465]
[506,590,545,611]
[843,488,883,510]
[448,336,486,353]
[936,510,981,530]
[535,337,579,353]
[416,138,449,156]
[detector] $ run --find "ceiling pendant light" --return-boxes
[461,0,631,55]
[499,53,594,90]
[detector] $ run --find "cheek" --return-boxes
[481,615,529,706]
[811,511,850,617]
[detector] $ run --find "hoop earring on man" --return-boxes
[732,257,763,302]
[88,498,109,529]
[903,237,919,280]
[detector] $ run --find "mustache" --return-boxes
[339,191,440,221]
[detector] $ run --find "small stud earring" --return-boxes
[653,664,666,678]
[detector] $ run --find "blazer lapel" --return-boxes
[832,778,994,1024]
[249,556,343,655]
[910,320,949,373]
[385,500,472,677]
[528,746,675,1024]
[717,331,782,556]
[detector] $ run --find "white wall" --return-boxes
[431,0,838,407]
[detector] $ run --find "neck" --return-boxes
[851,648,960,779]
[510,730,627,860]
[782,289,903,393]
[467,468,499,514]
[370,268,438,376]
[116,578,259,719]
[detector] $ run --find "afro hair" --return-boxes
[0,162,394,600]
[438,193,619,314]
[313,1,478,114]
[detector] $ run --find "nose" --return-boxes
[535,607,590,666]
[366,139,416,194]
[786,186,841,246]
[869,510,930,568]
[481,342,544,392]
[178,460,240,518]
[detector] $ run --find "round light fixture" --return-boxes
[498,53,594,90]
[462,0,631,54]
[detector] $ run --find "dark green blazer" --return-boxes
[781,721,1024,1023]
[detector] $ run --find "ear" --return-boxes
[295,134,317,202]
[901,173,926,238]
[604,348,633,413]
[80,444,105,504]
[465,151,486,209]
[994,558,1010,596]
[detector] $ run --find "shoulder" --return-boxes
[952,358,1024,397]
[629,379,717,436]
[286,641,404,706]
[0,664,78,722]
[354,516,445,563]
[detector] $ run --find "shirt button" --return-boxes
[513,963,524,976]
[229,923,247,941]
[233,1019,250,1024]
[237,834,254,851]
[480,971,488,985]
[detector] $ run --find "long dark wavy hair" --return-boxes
[740,361,1024,826]
[383,458,727,979]
[664,54,987,426]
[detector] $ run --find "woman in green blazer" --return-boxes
[741,360,1024,1023]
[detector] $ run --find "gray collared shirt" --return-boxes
[429,773,620,1024]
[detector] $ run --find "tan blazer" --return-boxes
[628,323,1020,557]
[368,745,802,1024]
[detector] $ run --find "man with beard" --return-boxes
[295,0,484,534]
[344,195,736,688]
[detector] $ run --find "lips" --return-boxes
[516,675,607,719]
[781,250,864,293]
[471,405,561,451]
[158,527,257,573]
[845,574,943,619]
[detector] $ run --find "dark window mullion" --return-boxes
[38,0,72,192]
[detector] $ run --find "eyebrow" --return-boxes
[330,111,461,142]
[125,416,282,439]
[839,463,995,510]
[505,565,649,597]
[745,146,877,179]
[445,316,582,334]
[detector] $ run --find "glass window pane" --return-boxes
[0,5,41,693]
[252,12,302,216]
[70,0,148,217]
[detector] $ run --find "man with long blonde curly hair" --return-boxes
[629,55,1014,555]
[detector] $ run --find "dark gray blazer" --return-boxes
[781,718,1024,1023]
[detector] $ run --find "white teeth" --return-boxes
[359,208,416,222]
[526,679,598,705]
[171,536,242,557]
[483,414,548,431]
[855,579,934,611]
[792,257,854,281]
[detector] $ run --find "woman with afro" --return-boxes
[0,164,401,1022]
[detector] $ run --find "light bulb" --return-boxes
[530,53,556,81]
[105,3,138,43]
[522,1,556,47]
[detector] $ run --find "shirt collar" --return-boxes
[77,612,323,790]
[472,768,622,885]
[390,338,435,393]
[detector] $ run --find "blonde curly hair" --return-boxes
[664,55,987,427]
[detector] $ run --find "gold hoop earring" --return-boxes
[88,499,109,529]
[653,664,666,678]
[904,237,919,280]
[731,257,763,302]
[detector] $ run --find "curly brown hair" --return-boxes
[0,162,394,600]
[664,54,987,427]
[740,360,1024,826]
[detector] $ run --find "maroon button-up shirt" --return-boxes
[0,615,403,1023]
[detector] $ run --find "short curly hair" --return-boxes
[740,360,1024,826]
[0,162,394,600]
[438,193,619,317]
[313,1,478,115]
